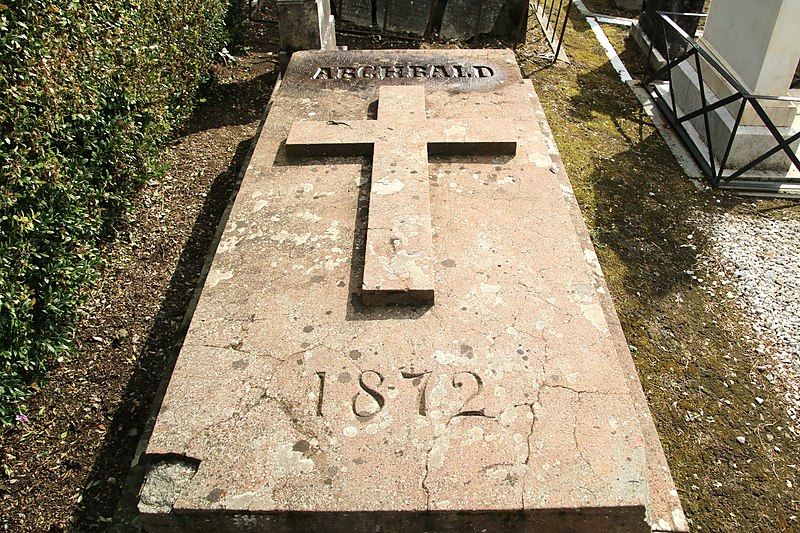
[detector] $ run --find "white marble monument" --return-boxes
[671,0,800,176]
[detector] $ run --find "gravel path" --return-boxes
[701,210,800,432]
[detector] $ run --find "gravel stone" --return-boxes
[701,212,800,431]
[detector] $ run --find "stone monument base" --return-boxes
[669,58,800,174]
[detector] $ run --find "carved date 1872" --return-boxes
[315,369,491,419]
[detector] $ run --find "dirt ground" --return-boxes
[1,3,799,532]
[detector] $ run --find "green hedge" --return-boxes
[0,0,240,423]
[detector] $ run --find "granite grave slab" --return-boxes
[138,49,687,532]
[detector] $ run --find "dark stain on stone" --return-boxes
[517,348,525,355]
[232,359,248,370]
[460,344,474,358]
[300,342,310,349]
[353,457,365,465]
[441,258,456,268]
[337,280,346,287]
[324,478,333,486]
[310,275,325,283]
[293,440,310,453]
[349,350,362,360]
[303,325,314,333]
[338,372,351,383]
[206,488,226,503]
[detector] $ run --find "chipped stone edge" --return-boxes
[525,79,690,533]
[138,457,201,515]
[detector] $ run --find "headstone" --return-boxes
[439,0,527,42]
[631,1,703,69]
[337,0,435,34]
[670,0,800,172]
[138,49,687,532]
[337,0,527,41]
[277,0,337,53]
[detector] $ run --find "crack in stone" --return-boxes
[518,396,539,511]
[422,445,432,510]
[422,395,490,511]
[280,342,324,363]
[542,383,624,397]
[183,385,272,455]
[568,393,599,501]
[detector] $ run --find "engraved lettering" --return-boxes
[431,65,450,78]
[311,64,494,81]
[401,369,433,415]
[452,371,490,417]
[352,370,386,418]
[316,371,326,416]
[411,65,428,78]
[312,67,332,80]
[357,65,375,79]
[380,65,402,79]
[337,66,357,80]
[474,66,494,78]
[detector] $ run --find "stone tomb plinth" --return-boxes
[139,49,687,532]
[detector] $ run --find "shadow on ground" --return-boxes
[68,69,271,529]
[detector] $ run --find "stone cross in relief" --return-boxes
[286,85,516,305]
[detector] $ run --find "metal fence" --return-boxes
[531,0,572,63]
[643,12,800,191]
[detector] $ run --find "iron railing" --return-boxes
[643,12,800,188]
[532,0,572,63]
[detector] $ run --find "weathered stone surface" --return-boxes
[338,0,435,34]
[338,0,528,41]
[439,0,503,39]
[440,0,528,41]
[139,49,682,532]
[525,84,688,533]
[277,0,337,52]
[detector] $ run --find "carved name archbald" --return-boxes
[285,85,517,305]
[312,64,495,80]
